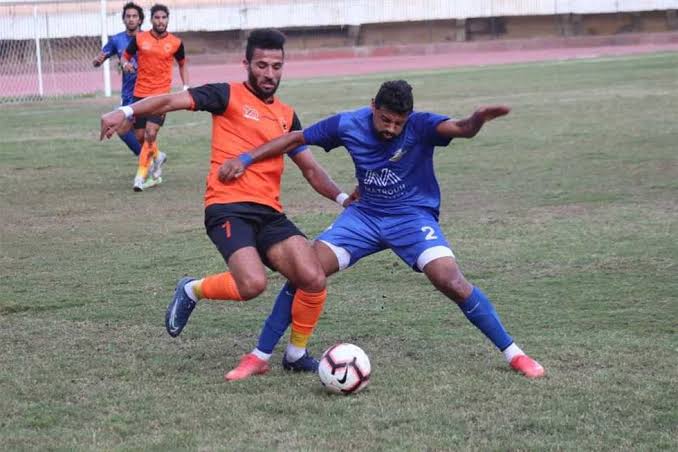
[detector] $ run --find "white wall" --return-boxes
[2,0,678,40]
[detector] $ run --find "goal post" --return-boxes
[100,0,111,98]
[0,0,111,104]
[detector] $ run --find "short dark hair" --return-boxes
[246,29,286,61]
[374,80,414,114]
[122,2,144,24]
[150,4,169,17]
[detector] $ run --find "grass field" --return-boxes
[1,53,677,450]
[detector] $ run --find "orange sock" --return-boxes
[290,288,327,349]
[135,141,158,179]
[199,272,243,301]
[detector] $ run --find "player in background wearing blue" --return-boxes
[92,2,144,159]
[218,80,545,380]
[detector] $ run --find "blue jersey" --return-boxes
[102,31,137,103]
[303,107,451,217]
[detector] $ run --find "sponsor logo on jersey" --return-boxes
[389,148,407,162]
[243,105,260,121]
[362,168,406,198]
[364,168,402,187]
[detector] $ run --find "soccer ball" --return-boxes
[318,343,371,395]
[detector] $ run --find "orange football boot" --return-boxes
[510,355,545,379]
[225,353,270,381]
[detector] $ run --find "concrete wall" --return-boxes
[4,0,678,40]
[176,10,678,56]
[1,10,677,65]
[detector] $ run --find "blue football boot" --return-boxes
[165,276,197,337]
[282,350,319,373]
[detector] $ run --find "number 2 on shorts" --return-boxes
[421,226,437,240]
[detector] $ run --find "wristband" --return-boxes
[335,192,349,206]
[118,105,134,119]
[238,153,254,168]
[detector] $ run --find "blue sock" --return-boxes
[119,130,141,156]
[458,287,513,351]
[256,282,296,354]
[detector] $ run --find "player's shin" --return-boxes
[458,287,514,352]
[135,141,154,181]
[149,141,159,161]
[199,272,243,301]
[255,282,296,356]
[287,288,327,361]
[458,287,545,377]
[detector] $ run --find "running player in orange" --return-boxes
[121,3,189,191]
[100,29,354,378]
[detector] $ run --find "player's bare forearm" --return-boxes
[217,132,308,182]
[99,91,192,140]
[178,63,189,88]
[291,151,346,204]
[450,112,485,138]
[437,105,511,139]
[251,131,306,163]
[92,52,107,67]
[132,91,192,116]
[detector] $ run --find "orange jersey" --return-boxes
[124,31,185,97]
[188,82,304,212]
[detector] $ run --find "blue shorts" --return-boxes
[316,204,455,272]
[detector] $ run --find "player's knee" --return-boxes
[294,267,326,293]
[144,130,157,143]
[448,273,473,302]
[434,272,472,303]
[235,274,267,300]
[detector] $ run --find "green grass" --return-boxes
[1,52,677,450]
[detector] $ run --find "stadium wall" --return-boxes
[2,9,678,62]
[170,11,678,61]
[2,0,678,40]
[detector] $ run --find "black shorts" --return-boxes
[205,202,306,270]
[132,96,166,128]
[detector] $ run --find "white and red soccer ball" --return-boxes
[318,343,371,395]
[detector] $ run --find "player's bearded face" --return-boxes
[151,12,168,34]
[123,9,141,32]
[372,106,409,141]
[245,48,284,99]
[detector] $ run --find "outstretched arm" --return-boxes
[218,131,306,181]
[436,105,510,139]
[289,150,357,208]
[218,112,342,182]
[253,131,306,161]
[100,91,193,140]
